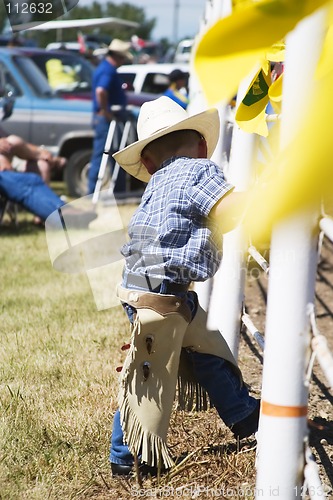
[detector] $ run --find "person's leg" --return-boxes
[0,171,64,221]
[110,410,134,467]
[182,291,260,439]
[111,122,126,193]
[87,116,110,195]
[110,304,136,470]
[183,350,260,438]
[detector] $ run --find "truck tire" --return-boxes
[64,149,91,197]
[65,148,113,198]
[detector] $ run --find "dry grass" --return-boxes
[0,206,259,499]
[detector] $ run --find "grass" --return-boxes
[0,204,259,499]
[0,218,127,499]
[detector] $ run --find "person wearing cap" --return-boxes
[109,97,260,477]
[163,68,189,109]
[87,39,133,195]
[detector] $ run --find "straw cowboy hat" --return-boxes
[108,38,133,61]
[113,96,220,182]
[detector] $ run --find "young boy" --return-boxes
[110,96,260,476]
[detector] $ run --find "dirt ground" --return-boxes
[103,234,333,499]
[243,235,333,499]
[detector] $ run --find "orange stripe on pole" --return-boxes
[261,401,308,418]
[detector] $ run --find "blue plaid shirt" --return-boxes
[121,156,233,286]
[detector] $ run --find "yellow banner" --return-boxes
[235,64,271,136]
[195,0,330,105]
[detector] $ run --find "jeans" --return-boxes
[88,114,126,195]
[0,171,64,221]
[110,290,258,466]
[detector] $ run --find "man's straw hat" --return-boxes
[113,96,220,182]
[108,38,133,60]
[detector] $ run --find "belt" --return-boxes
[116,285,192,322]
[124,274,189,295]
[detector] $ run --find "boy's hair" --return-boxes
[142,129,202,159]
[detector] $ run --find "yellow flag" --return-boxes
[235,64,271,136]
[194,0,330,105]
[266,41,286,62]
[315,3,333,80]
[244,62,333,242]
[268,73,283,114]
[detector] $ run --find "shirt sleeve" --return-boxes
[186,160,234,217]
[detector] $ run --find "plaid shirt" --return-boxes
[121,156,233,286]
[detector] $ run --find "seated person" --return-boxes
[163,69,189,110]
[45,58,78,90]
[0,128,66,225]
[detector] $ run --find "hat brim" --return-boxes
[113,108,220,182]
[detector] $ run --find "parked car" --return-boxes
[18,47,95,101]
[16,47,156,107]
[174,39,194,64]
[118,62,189,94]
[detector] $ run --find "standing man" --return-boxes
[88,39,132,195]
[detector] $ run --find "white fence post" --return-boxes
[255,8,326,498]
[188,0,232,311]
[207,74,257,358]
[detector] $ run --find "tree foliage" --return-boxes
[0,1,157,48]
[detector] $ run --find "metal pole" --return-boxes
[255,8,326,498]
[92,120,116,205]
[173,0,180,44]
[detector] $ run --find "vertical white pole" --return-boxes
[189,0,232,311]
[255,8,326,499]
[207,74,257,358]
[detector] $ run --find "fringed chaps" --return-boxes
[116,285,239,469]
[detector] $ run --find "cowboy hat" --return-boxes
[108,39,133,60]
[113,96,220,182]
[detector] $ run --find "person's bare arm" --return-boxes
[95,87,114,121]
[209,190,248,234]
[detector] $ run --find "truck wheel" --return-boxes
[64,149,91,197]
[65,149,112,198]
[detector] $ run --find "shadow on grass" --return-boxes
[0,219,44,236]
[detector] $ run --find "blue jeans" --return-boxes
[0,171,64,221]
[88,115,126,195]
[110,291,258,466]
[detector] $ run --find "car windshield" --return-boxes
[13,55,53,96]
[31,52,94,93]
